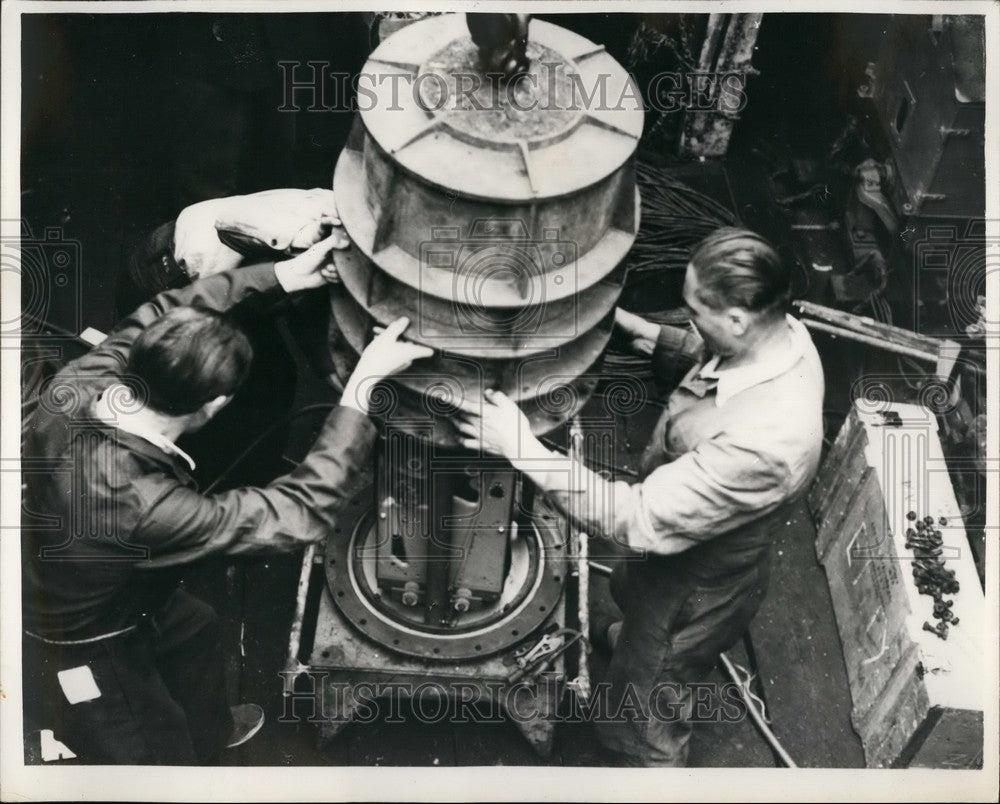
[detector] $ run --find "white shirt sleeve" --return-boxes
[541,429,793,555]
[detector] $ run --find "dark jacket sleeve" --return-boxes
[649,323,704,395]
[131,405,378,566]
[64,262,281,383]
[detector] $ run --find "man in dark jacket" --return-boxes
[115,188,344,489]
[21,233,431,764]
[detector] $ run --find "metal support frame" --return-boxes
[281,500,571,757]
[566,416,592,702]
[680,13,763,157]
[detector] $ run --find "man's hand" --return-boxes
[456,390,553,476]
[273,233,349,293]
[456,389,529,459]
[614,307,660,356]
[173,188,347,280]
[341,318,434,416]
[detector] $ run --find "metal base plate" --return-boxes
[305,552,568,758]
[325,484,568,661]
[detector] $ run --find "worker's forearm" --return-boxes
[62,263,283,380]
[339,373,371,416]
[634,318,661,355]
[138,404,378,567]
[648,323,703,392]
[511,436,630,545]
[258,403,379,533]
[147,261,281,318]
[654,323,702,360]
[507,433,562,487]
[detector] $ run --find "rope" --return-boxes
[602,162,737,378]
[719,651,798,768]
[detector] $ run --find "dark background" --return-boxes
[20,12,891,335]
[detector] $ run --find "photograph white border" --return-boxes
[2,1,997,800]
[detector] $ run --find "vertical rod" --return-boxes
[283,542,317,695]
[568,416,592,701]
[424,468,454,625]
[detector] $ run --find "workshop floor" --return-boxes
[167,155,866,769]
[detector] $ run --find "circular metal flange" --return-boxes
[358,14,644,201]
[325,484,568,660]
[328,365,604,448]
[327,285,609,446]
[329,278,615,397]
[333,143,639,308]
[331,231,625,358]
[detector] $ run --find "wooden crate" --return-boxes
[808,401,985,768]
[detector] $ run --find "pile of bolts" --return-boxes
[906,511,960,640]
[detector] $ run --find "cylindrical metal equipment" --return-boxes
[324,13,642,660]
[329,13,643,445]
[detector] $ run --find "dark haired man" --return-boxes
[22,234,432,765]
[458,228,825,766]
[115,187,346,489]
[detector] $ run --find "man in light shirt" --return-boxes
[459,228,825,766]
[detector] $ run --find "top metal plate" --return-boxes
[359,14,644,201]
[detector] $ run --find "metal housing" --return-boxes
[329,14,643,446]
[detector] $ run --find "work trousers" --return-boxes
[23,589,233,765]
[594,554,770,766]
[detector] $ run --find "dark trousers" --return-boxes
[23,589,233,765]
[595,555,770,766]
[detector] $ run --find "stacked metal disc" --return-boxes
[329,13,643,445]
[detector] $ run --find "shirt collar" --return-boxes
[125,427,198,473]
[92,386,198,472]
[697,315,808,406]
